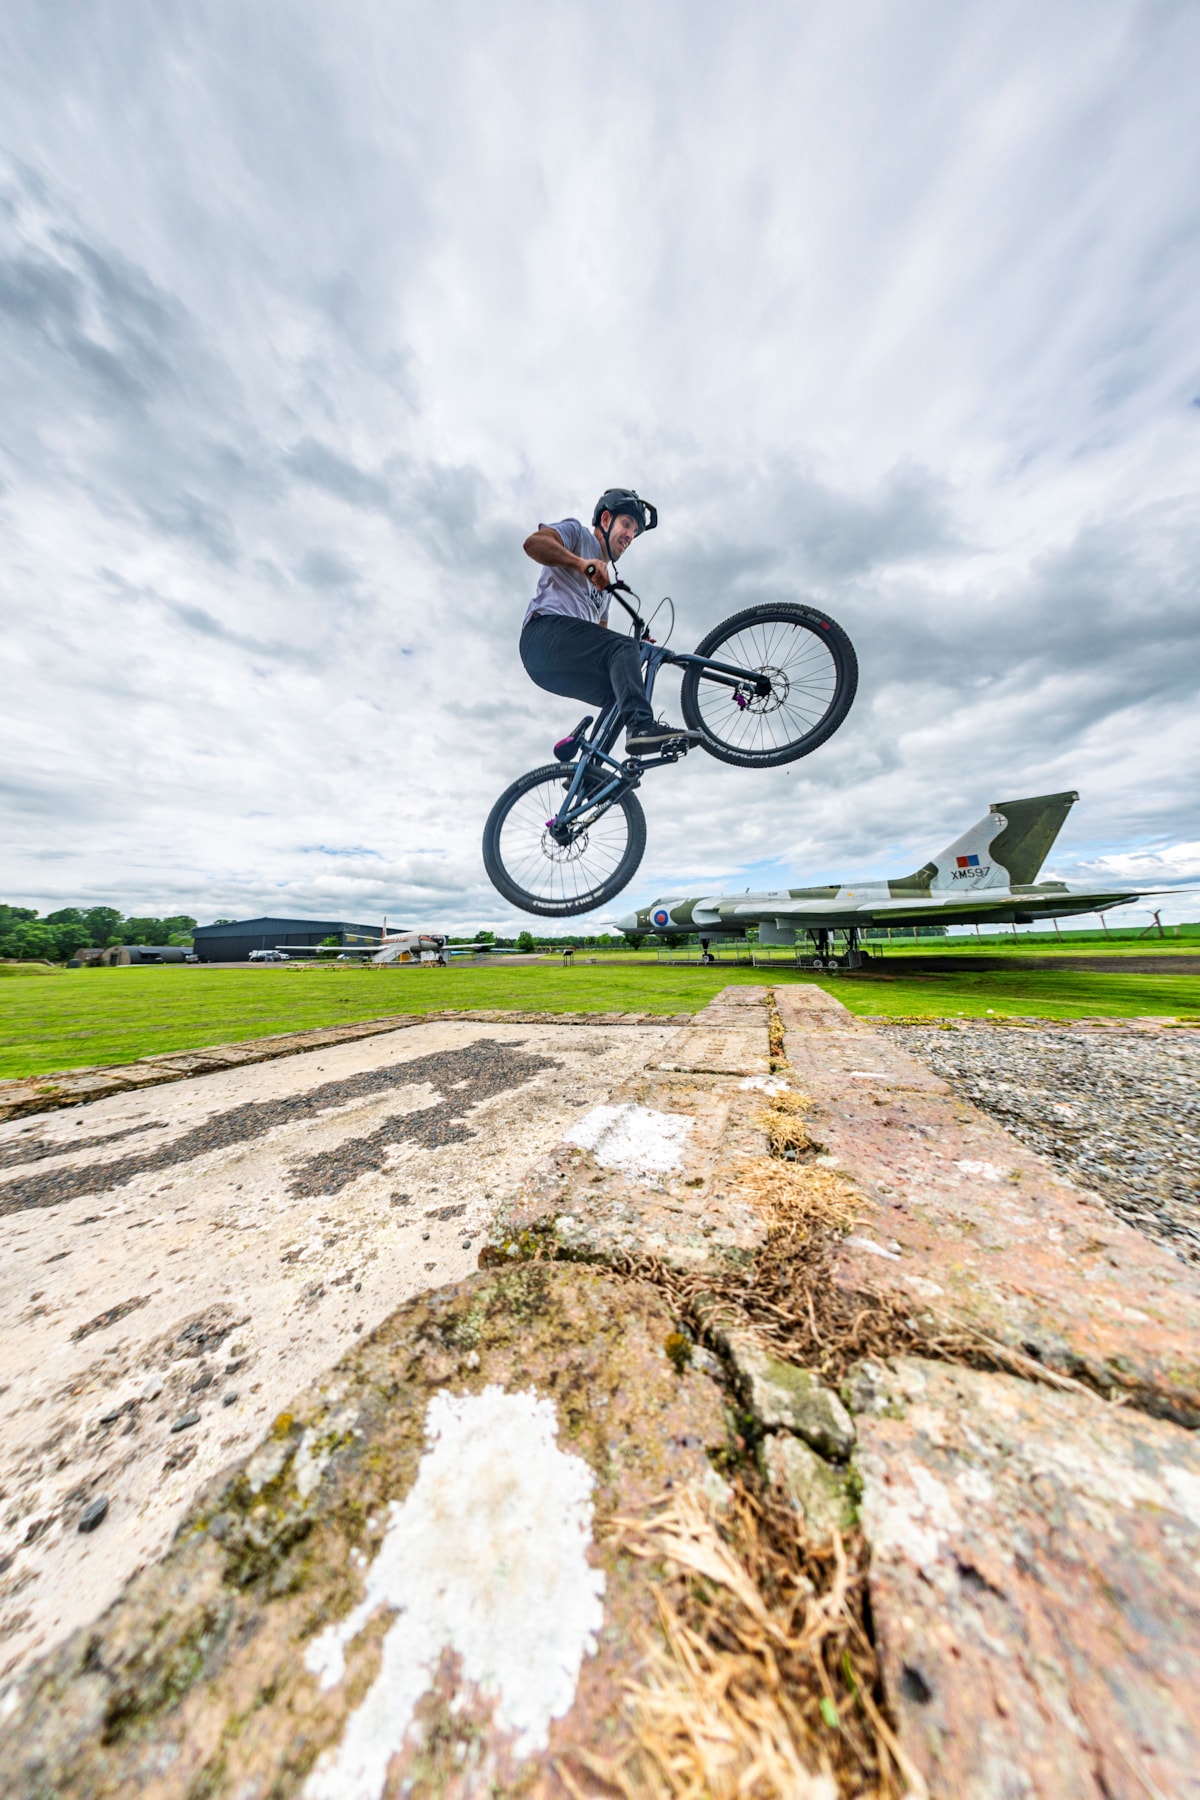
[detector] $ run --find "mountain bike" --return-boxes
[483,585,857,916]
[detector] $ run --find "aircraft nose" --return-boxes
[616,911,638,932]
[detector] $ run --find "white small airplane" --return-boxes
[369,933,449,966]
[279,932,449,965]
[618,791,1176,967]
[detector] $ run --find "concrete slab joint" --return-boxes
[726,1331,857,1461]
[762,1435,858,1541]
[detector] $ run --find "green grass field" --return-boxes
[1,955,1197,1079]
[861,933,1200,960]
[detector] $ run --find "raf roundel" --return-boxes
[652,908,671,927]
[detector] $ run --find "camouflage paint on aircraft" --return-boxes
[617,792,1170,938]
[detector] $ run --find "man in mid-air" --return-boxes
[520,488,699,756]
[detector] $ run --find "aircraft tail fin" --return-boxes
[893,791,1080,893]
[986,791,1079,884]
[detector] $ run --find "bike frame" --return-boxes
[546,593,771,843]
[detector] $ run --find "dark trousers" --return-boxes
[520,613,655,733]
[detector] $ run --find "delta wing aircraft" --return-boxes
[618,791,1167,966]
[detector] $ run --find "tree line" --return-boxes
[0,909,642,965]
[0,904,198,962]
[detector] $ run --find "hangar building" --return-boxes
[191,917,383,963]
[68,945,196,968]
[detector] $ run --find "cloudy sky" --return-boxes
[3,0,1198,933]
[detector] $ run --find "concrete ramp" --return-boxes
[3,988,1200,1798]
[775,984,1200,1426]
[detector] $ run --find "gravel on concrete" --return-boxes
[884,1022,1200,1263]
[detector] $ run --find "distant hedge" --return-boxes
[0,904,197,962]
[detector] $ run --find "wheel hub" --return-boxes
[738,666,790,713]
[541,824,589,863]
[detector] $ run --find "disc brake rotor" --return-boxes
[739,665,790,713]
[541,824,590,863]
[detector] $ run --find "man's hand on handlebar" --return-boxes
[582,558,611,591]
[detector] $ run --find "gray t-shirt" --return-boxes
[522,518,610,628]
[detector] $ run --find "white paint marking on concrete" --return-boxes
[303,1386,605,1798]
[565,1102,694,1178]
[1163,1466,1200,1532]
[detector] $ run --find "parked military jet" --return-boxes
[617,791,1169,966]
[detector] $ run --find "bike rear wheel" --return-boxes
[482,763,647,916]
[680,602,857,767]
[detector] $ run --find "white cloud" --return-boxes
[1,0,1198,931]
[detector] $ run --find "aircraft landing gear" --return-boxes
[841,926,867,971]
[698,936,717,966]
[799,926,868,971]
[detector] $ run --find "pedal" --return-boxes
[624,733,693,765]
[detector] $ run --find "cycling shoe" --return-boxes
[624,721,702,755]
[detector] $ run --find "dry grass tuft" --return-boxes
[756,1087,815,1160]
[734,1087,863,1251]
[576,1482,920,1800]
[766,990,787,1067]
[644,1129,967,1384]
[735,1155,862,1245]
[660,1085,964,1384]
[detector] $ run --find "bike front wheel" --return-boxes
[482,763,647,916]
[680,602,858,767]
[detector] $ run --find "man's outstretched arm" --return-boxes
[523,527,610,590]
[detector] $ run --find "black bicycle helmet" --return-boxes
[592,488,658,533]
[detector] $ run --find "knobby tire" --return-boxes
[680,601,858,767]
[482,762,647,917]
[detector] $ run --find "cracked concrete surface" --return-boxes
[0,1018,673,1680]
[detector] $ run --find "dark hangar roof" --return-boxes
[192,916,382,939]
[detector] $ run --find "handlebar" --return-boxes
[585,566,647,636]
[609,582,647,635]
